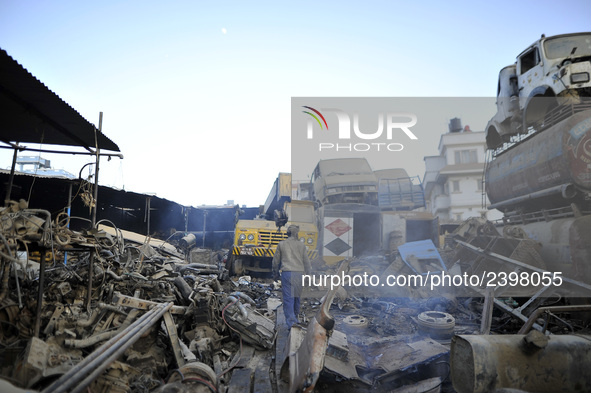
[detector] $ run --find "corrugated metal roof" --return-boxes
[0,48,120,152]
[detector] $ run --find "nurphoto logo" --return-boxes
[302,105,418,152]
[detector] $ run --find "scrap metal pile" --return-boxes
[0,200,277,393]
[1,201,590,393]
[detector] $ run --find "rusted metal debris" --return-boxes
[0,201,278,392]
[451,332,591,393]
[0,202,589,392]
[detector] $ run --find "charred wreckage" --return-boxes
[0,200,589,393]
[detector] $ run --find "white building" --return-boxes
[423,119,503,225]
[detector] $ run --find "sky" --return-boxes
[1,0,590,207]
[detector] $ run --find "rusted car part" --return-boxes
[283,259,350,393]
[154,362,218,393]
[15,337,84,389]
[0,200,281,392]
[455,238,591,295]
[486,106,591,211]
[514,214,591,285]
[42,302,173,393]
[415,311,455,342]
[222,293,276,350]
[320,333,449,387]
[517,304,591,334]
[455,238,591,334]
[451,332,591,393]
[112,292,187,315]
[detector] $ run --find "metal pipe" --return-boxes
[105,269,123,281]
[179,267,220,275]
[22,209,52,245]
[34,251,46,338]
[455,239,591,291]
[43,302,172,393]
[0,259,11,302]
[69,304,171,393]
[226,296,248,318]
[202,210,207,248]
[0,144,123,158]
[146,196,151,236]
[489,183,573,210]
[64,183,72,266]
[86,253,94,311]
[178,262,218,270]
[174,276,193,301]
[230,291,256,306]
[91,112,102,228]
[66,309,140,348]
[518,304,591,334]
[4,146,18,204]
[0,233,17,304]
[76,308,103,328]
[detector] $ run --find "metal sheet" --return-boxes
[0,49,120,152]
[398,239,447,275]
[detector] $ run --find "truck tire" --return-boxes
[523,91,558,132]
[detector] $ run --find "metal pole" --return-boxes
[64,183,73,266]
[0,144,123,158]
[146,196,151,236]
[185,206,190,232]
[202,210,207,248]
[4,146,18,204]
[34,251,46,338]
[86,252,94,312]
[91,112,102,227]
[43,302,172,393]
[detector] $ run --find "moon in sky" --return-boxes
[221,28,227,34]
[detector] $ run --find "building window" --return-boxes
[452,180,460,192]
[476,180,483,191]
[454,150,478,164]
[455,214,462,221]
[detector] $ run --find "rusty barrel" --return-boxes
[451,333,591,393]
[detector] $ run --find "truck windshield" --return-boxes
[543,34,591,59]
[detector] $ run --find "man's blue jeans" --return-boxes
[281,271,303,329]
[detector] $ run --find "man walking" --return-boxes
[273,225,312,329]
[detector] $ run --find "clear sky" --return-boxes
[1,0,590,207]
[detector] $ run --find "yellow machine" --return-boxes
[229,174,318,276]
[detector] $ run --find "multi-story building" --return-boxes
[423,118,502,226]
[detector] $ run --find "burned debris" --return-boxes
[0,200,281,392]
[3,195,590,393]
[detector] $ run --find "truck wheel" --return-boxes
[226,255,244,276]
[233,258,245,276]
[523,93,557,132]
